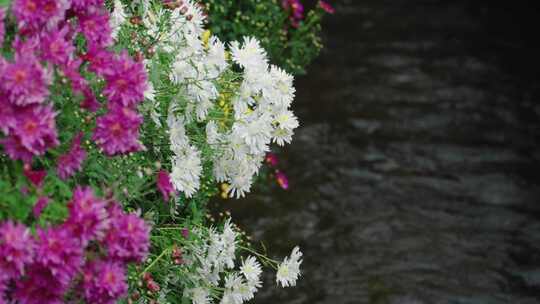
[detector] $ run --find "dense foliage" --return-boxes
[0,0,328,303]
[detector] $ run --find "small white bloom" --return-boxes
[241,256,262,286]
[111,0,127,39]
[276,246,303,287]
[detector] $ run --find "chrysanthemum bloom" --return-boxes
[34,226,83,286]
[12,104,59,155]
[0,276,6,304]
[70,0,104,14]
[0,135,35,163]
[82,260,128,304]
[85,45,115,77]
[14,264,68,304]
[0,96,16,135]
[78,10,113,47]
[40,26,75,66]
[103,207,150,263]
[1,54,51,106]
[57,133,87,180]
[12,0,70,33]
[157,170,176,202]
[33,196,51,218]
[0,221,35,278]
[276,246,303,287]
[318,0,335,14]
[61,58,88,93]
[92,106,144,155]
[64,186,109,244]
[103,52,147,107]
[80,88,101,112]
[23,166,47,188]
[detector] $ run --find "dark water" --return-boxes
[213,1,540,303]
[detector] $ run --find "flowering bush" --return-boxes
[0,0,305,303]
[201,0,334,75]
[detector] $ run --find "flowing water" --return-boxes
[212,1,540,303]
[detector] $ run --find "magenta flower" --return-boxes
[92,106,144,156]
[14,264,68,304]
[265,152,279,167]
[81,88,101,112]
[282,0,304,28]
[103,206,150,263]
[157,170,176,202]
[85,44,115,77]
[34,226,84,286]
[0,221,35,278]
[71,0,105,13]
[103,52,147,107]
[12,0,70,34]
[275,170,289,190]
[318,1,335,14]
[0,97,16,135]
[61,58,88,93]
[33,196,51,218]
[78,10,113,47]
[23,166,47,188]
[82,260,128,304]
[1,54,51,106]
[65,186,109,245]
[11,104,59,156]
[57,133,87,180]
[40,26,75,66]
[0,135,35,163]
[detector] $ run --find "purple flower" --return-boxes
[265,152,279,167]
[23,166,47,188]
[103,52,147,107]
[33,196,51,218]
[1,54,52,106]
[11,104,59,156]
[40,26,75,66]
[70,0,105,14]
[13,264,67,304]
[318,0,335,14]
[81,88,101,112]
[0,96,16,135]
[57,133,87,180]
[34,226,84,286]
[157,170,176,202]
[82,260,128,304]
[92,105,144,156]
[103,206,150,263]
[12,0,70,35]
[65,186,109,245]
[0,221,35,278]
[0,135,35,163]
[85,44,115,76]
[78,10,113,47]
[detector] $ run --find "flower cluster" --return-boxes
[0,187,150,304]
[282,0,305,28]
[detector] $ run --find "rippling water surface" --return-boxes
[212,1,540,303]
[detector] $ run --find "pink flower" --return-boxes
[34,226,84,286]
[64,186,109,245]
[265,152,279,167]
[275,170,289,190]
[23,166,47,188]
[0,135,35,163]
[82,260,128,304]
[70,0,104,14]
[11,104,59,156]
[1,54,52,106]
[12,0,70,35]
[78,10,113,47]
[0,96,16,134]
[81,88,101,112]
[85,44,115,76]
[13,264,68,304]
[33,196,51,218]
[157,170,175,202]
[282,0,304,27]
[92,106,144,156]
[103,206,150,263]
[61,58,88,93]
[0,221,35,278]
[103,52,147,107]
[318,0,335,14]
[39,26,75,66]
[57,133,87,180]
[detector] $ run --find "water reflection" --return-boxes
[212,1,540,303]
